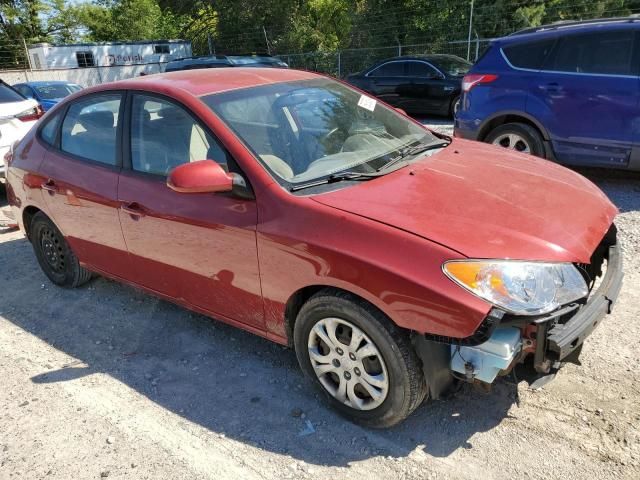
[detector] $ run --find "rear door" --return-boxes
[38,93,130,276]
[117,93,263,329]
[365,61,411,109]
[527,29,639,167]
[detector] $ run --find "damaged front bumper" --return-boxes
[415,226,623,398]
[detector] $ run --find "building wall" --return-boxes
[28,42,191,69]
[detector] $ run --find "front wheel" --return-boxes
[294,290,427,428]
[485,122,546,158]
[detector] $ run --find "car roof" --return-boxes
[94,67,321,97]
[497,17,640,45]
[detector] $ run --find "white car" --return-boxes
[0,81,42,181]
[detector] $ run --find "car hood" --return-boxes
[311,140,617,263]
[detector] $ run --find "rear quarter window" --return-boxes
[502,39,556,70]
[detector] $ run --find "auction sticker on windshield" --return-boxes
[357,95,377,111]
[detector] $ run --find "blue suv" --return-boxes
[454,17,640,170]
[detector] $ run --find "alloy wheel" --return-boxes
[307,317,389,411]
[491,133,531,153]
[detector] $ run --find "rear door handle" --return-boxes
[41,179,56,194]
[120,202,145,218]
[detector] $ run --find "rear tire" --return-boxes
[30,212,93,288]
[485,122,545,158]
[294,289,427,428]
[450,95,461,118]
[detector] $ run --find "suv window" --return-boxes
[60,95,121,165]
[369,61,404,77]
[546,30,634,75]
[130,94,228,175]
[405,61,440,78]
[503,39,555,69]
[0,82,26,103]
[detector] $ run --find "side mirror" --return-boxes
[167,160,233,194]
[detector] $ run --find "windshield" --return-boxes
[203,78,438,185]
[35,83,81,100]
[435,56,472,77]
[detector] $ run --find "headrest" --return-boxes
[157,105,188,123]
[78,110,114,130]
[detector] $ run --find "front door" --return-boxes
[527,29,639,167]
[117,93,263,329]
[38,93,130,276]
[404,60,453,114]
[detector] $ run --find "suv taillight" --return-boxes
[461,74,498,93]
[16,105,44,122]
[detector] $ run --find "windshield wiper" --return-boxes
[377,139,450,172]
[290,170,383,192]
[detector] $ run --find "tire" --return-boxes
[294,289,427,428]
[484,122,546,158]
[30,211,93,288]
[450,95,461,118]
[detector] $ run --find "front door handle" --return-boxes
[41,179,56,194]
[120,202,145,218]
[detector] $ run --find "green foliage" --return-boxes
[2,0,640,68]
[74,0,185,41]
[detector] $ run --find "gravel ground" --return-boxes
[1,125,639,479]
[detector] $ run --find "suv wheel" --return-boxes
[485,122,545,157]
[294,289,427,428]
[30,212,93,288]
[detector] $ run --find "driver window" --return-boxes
[130,94,228,175]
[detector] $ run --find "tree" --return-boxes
[74,0,184,42]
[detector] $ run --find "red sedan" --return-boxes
[5,68,622,427]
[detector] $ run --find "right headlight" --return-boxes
[443,260,588,316]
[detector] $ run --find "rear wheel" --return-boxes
[450,95,461,118]
[485,122,545,158]
[30,212,93,288]
[294,289,427,428]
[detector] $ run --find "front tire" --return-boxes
[294,289,427,428]
[30,212,93,288]
[485,122,546,158]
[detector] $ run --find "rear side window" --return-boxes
[0,82,26,103]
[546,30,634,75]
[60,94,121,165]
[405,61,440,78]
[369,62,404,77]
[503,39,555,69]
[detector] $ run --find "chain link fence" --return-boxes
[279,39,491,78]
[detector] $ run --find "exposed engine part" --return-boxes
[450,327,523,384]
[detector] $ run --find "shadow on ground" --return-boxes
[0,238,514,465]
[0,169,636,466]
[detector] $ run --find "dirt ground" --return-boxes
[1,142,639,479]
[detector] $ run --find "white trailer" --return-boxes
[27,40,192,70]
